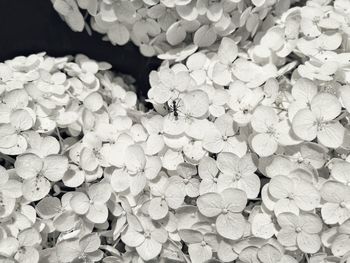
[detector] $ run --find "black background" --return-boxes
[0,0,161,98]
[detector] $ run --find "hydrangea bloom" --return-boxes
[51,0,288,57]
[3,0,350,261]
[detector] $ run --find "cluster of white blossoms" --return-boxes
[1,0,350,263]
[51,0,289,57]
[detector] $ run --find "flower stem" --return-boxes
[0,153,15,164]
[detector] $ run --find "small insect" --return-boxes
[168,98,182,121]
[172,100,179,120]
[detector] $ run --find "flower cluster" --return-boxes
[250,0,350,84]
[51,0,287,57]
[1,0,350,262]
[144,31,350,261]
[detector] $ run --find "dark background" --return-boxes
[0,0,161,98]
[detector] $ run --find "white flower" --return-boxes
[292,92,345,148]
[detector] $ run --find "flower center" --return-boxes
[43,92,52,99]
[287,193,295,200]
[312,17,320,24]
[297,155,304,164]
[267,126,277,138]
[233,172,241,181]
[93,149,101,158]
[315,118,326,131]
